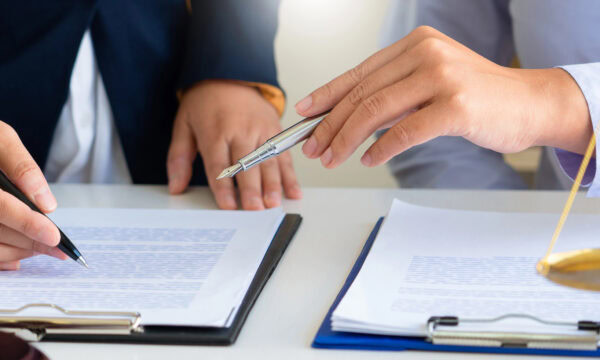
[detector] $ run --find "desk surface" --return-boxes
[34,185,599,359]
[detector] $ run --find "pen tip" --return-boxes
[77,256,89,269]
[216,171,227,180]
[217,164,242,180]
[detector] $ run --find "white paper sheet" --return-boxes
[332,199,600,336]
[0,207,285,327]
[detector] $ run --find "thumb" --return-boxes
[167,115,196,194]
[0,122,56,212]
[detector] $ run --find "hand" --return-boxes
[295,26,591,169]
[167,80,302,210]
[0,122,66,270]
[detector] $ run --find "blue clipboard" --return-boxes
[312,217,600,357]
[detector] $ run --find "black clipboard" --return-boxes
[2,213,302,345]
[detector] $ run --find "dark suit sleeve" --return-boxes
[178,0,281,90]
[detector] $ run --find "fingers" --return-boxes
[167,113,197,194]
[362,104,450,166]
[295,25,445,117]
[202,141,237,210]
[0,122,56,212]
[302,49,421,159]
[231,140,264,210]
[322,73,434,168]
[260,158,282,208]
[0,243,34,262]
[0,261,20,271]
[0,228,67,269]
[0,190,60,247]
[277,152,302,199]
[0,223,67,260]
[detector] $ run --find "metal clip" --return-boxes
[0,303,142,341]
[427,314,600,351]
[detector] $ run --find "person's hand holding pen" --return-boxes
[0,122,67,270]
[295,26,592,169]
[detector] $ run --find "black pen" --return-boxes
[0,171,88,268]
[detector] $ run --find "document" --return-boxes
[332,199,600,336]
[0,207,285,327]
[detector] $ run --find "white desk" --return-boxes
[34,185,600,359]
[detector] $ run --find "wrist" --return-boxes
[534,68,592,154]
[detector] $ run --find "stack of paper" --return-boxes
[0,207,285,327]
[332,199,600,336]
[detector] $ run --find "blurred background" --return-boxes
[275,0,396,188]
[274,0,539,188]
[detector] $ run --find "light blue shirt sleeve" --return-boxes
[555,62,600,197]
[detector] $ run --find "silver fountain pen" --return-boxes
[217,111,330,179]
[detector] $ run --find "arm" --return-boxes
[553,62,600,196]
[169,0,301,210]
[178,0,281,90]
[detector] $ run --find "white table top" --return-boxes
[33,185,600,359]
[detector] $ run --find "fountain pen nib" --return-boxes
[77,256,89,269]
[217,163,242,180]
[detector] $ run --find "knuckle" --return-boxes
[31,241,45,253]
[431,63,454,81]
[314,118,334,142]
[0,194,10,223]
[0,223,8,239]
[369,143,386,164]
[361,94,385,119]
[206,159,226,174]
[212,182,233,195]
[413,25,437,38]
[263,178,281,191]
[260,157,278,171]
[348,63,365,84]
[13,160,39,183]
[319,82,334,102]
[419,37,446,57]
[448,91,469,113]
[19,215,36,239]
[278,154,295,171]
[390,123,412,145]
[348,81,368,106]
[333,130,351,152]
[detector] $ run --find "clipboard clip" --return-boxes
[427,314,600,351]
[0,303,142,341]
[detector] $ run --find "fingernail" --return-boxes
[295,95,313,114]
[321,148,333,167]
[168,169,183,192]
[168,179,179,194]
[361,153,372,166]
[222,194,237,209]
[303,137,317,157]
[39,227,59,246]
[248,196,263,210]
[34,188,57,212]
[0,261,20,271]
[289,185,303,199]
[48,247,67,260]
[265,192,281,207]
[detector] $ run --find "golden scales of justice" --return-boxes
[537,134,600,291]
